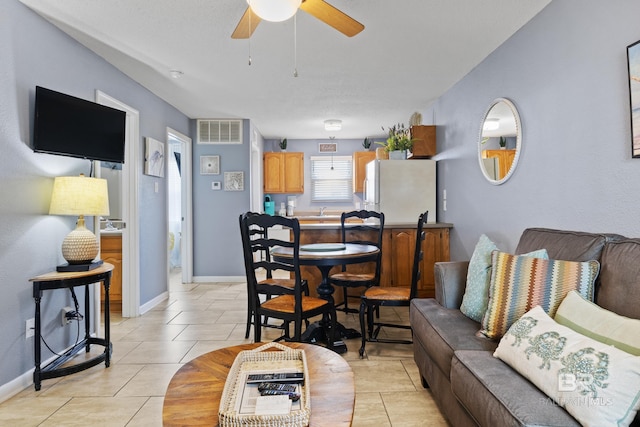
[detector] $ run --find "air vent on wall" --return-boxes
[197,119,243,144]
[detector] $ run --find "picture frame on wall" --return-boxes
[200,155,220,175]
[627,39,640,158]
[224,171,244,191]
[144,137,165,177]
[319,142,338,153]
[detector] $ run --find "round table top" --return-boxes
[271,242,379,266]
[162,342,355,427]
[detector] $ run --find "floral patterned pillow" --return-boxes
[495,306,640,427]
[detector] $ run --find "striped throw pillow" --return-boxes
[480,251,599,339]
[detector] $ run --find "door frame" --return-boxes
[166,127,193,285]
[96,91,141,318]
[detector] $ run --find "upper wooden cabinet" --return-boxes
[352,151,376,193]
[481,149,516,181]
[263,152,304,194]
[410,125,436,158]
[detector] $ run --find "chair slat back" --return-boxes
[410,210,429,300]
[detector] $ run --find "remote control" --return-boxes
[246,372,304,384]
[260,389,301,401]
[257,382,297,393]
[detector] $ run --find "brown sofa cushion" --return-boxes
[597,239,640,319]
[515,228,622,262]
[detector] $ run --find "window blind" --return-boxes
[310,156,353,202]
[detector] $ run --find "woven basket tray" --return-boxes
[219,342,311,427]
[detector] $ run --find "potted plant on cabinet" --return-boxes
[362,137,372,150]
[279,138,287,152]
[378,123,414,159]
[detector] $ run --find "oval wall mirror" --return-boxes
[477,98,522,185]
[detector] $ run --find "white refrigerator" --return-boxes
[364,159,436,223]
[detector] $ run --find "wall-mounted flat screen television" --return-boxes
[33,86,126,163]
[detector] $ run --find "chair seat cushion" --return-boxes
[364,287,410,301]
[261,294,328,314]
[330,272,375,284]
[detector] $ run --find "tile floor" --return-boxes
[0,272,449,426]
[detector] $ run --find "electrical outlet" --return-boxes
[25,318,35,338]
[61,306,74,326]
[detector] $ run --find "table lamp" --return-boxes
[49,174,110,271]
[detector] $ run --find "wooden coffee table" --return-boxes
[162,342,355,426]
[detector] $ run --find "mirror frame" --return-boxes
[477,97,522,185]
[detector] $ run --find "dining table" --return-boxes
[270,242,379,353]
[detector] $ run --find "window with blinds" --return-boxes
[310,156,353,202]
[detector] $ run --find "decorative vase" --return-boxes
[388,150,407,160]
[376,147,388,160]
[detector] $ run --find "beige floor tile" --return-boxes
[116,364,182,397]
[126,396,164,427]
[350,360,417,392]
[168,310,223,325]
[0,396,70,426]
[181,340,249,362]
[382,389,449,426]
[119,324,188,341]
[118,341,195,364]
[173,323,236,341]
[352,392,391,427]
[38,396,147,427]
[38,363,143,397]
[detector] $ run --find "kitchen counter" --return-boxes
[298,221,453,230]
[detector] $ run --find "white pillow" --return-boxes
[555,290,640,356]
[495,306,640,427]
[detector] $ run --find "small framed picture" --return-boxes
[144,137,165,177]
[319,142,338,153]
[224,171,244,191]
[212,181,221,190]
[200,155,220,175]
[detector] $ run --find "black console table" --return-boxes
[29,263,114,391]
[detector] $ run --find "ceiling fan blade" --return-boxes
[300,0,364,37]
[231,7,262,39]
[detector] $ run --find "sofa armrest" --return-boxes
[434,261,470,309]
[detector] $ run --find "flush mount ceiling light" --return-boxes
[247,0,302,22]
[483,118,500,131]
[324,119,342,131]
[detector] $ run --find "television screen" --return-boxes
[33,86,126,163]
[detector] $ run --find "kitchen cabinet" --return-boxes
[352,151,376,193]
[481,149,516,180]
[410,125,436,158]
[100,234,122,304]
[263,152,304,194]
[380,227,450,298]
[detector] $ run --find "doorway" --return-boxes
[166,128,193,287]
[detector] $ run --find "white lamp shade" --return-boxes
[247,0,302,22]
[49,175,110,216]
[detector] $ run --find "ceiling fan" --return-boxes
[231,0,364,39]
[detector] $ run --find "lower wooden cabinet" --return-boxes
[298,226,450,300]
[100,234,123,304]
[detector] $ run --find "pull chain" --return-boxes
[293,13,298,77]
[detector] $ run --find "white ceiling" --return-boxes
[19,0,551,140]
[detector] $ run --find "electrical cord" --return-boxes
[39,288,82,357]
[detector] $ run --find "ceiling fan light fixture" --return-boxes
[324,119,342,131]
[247,0,302,22]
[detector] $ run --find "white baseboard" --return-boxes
[193,276,246,283]
[0,352,63,403]
[139,291,168,315]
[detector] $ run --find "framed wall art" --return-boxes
[224,171,244,191]
[144,137,165,177]
[319,142,337,153]
[200,155,220,175]
[627,39,640,158]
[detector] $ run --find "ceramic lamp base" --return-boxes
[61,218,99,264]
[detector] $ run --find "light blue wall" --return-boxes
[0,0,190,389]
[431,0,640,259]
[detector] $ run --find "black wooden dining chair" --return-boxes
[238,212,309,339]
[358,210,428,357]
[240,213,335,345]
[329,210,385,313]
